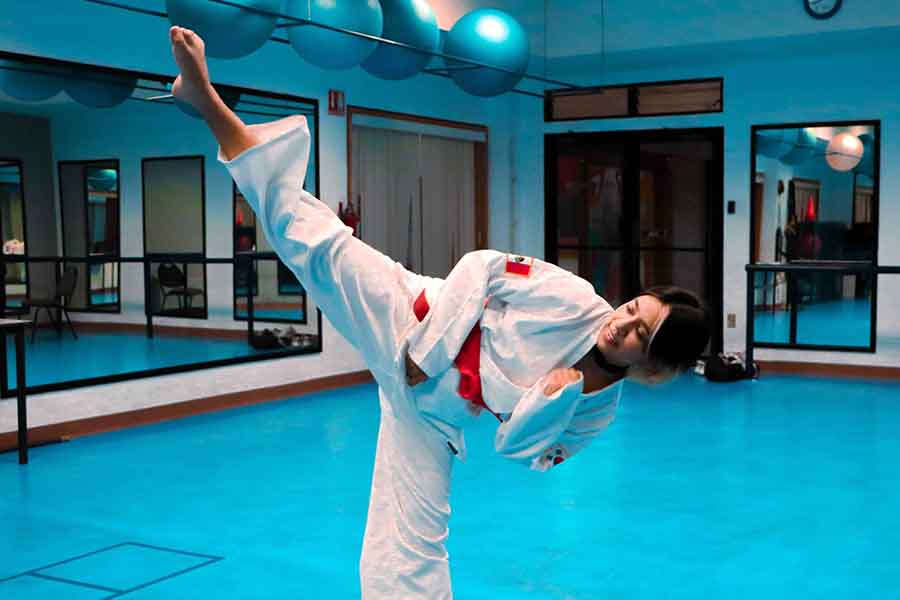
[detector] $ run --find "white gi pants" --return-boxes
[324,231,458,600]
[222,116,463,598]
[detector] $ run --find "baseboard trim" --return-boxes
[758,360,900,380]
[0,370,374,453]
[65,321,249,340]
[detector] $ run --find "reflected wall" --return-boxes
[0,51,321,394]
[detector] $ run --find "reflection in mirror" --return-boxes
[60,159,120,312]
[853,172,874,226]
[752,270,790,344]
[753,124,877,264]
[233,185,307,323]
[0,159,27,312]
[87,165,120,308]
[752,122,878,351]
[795,271,872,347]
[0,53,321,393]
[143,156,207,319]
[558,249,625,308]
[555,142,625,248]
[753,269,873,349]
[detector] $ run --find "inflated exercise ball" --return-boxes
[780,129,817,166]
[0,62,64,101]
[174,85,241,118]
[361,0,439,80]
[65,70,137,108]
[166,0,281,59]
[443,9,529,97]
[755,130,793,159]
[286,0,383,70]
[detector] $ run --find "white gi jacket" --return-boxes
[220,115,622,474]
[406,250,623,472]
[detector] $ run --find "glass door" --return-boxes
[547,129,724,353]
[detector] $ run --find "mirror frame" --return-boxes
[749,120,881,352]
[0,49,322,397]
[0,157,29,315]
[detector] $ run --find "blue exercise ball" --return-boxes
[174,85,241,119]
[286,0,383,70]
[780,129,818,166]
[443,9,529,97]
[65,71,137,108]
[0,62,64,102]
[166,0,281,59]
[361,0,439,80]
[755,130,793,159]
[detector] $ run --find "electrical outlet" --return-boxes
[727,313,736,328]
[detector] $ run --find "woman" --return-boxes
[168,26,710,599]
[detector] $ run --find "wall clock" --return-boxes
[804,0,842,20]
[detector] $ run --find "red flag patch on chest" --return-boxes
[505,254,533,277]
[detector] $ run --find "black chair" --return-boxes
[158,263,203,312]
[30,266,78,343]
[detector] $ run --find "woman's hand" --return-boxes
[543,368,582,396]
[405,352,428,387]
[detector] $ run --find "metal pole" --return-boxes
[247,258,255,342]
[144,258,154,338]
[745,267,754,378]
[15,327,27,464]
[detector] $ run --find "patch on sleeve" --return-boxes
[505,254,534,277]
[540,444,570,469]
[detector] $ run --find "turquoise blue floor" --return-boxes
[5,332,284,388]
[2,375,899,598]
[754,299,871,346]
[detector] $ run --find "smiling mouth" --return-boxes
[604,323,618,346]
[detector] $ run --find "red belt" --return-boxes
[413,290,500,421]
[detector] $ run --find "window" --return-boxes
[546,78,722,122]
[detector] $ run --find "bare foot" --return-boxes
[170,26,219,116]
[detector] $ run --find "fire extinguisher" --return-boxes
[338,195,362,237]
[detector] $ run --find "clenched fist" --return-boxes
[543,368,582,396]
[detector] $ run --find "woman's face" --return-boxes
[595,295,670,367]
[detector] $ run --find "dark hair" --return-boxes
[642,285,710,373]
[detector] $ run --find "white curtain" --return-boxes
[352,125,476,278]
[420,135,475,276]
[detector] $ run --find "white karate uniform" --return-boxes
[220,116,623,599]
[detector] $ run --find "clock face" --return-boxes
[805,0,842,19]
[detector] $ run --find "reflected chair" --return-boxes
[158,263,203,312]
[29,266,78,343]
